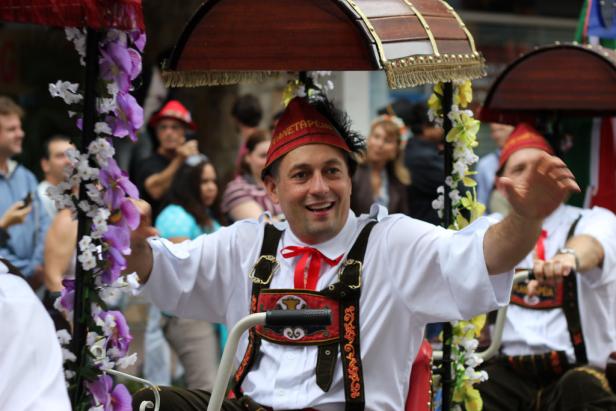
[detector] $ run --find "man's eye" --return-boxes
[292,172,307,179]
[326,168,340,175]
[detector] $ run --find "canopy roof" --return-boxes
[163,0,485,89]
[0,0,144,30]
[480,43,616,124]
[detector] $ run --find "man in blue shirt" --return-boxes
[0,96,50,287]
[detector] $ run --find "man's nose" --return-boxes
[308,172,329,195]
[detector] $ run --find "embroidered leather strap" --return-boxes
[233,224,282,397]
[335,221,377,411]
[562,215,588,364]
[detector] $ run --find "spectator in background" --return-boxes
[231,94,263,166]
[351,115,410,215]
[0,96,50,287]
[476,123,514,212]
[136,100,199,217]
[148,154,223,391]
[0,201,32,247]
[38,135,74,218]
[403,102,445,226]
[222,130,282,222]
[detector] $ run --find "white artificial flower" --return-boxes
[62,348,77,363]
[86,183,104,206]
[78,200,91,213]
[465,353,483,368]
[431,194,444,211]
[99,286,121,306]
[79,236,93,251]
[49,80,83,105]
[106,82,119,97]
[453,160,467,177]
[117,353,138,369]
[64,369,76,380]
[66,148,80,166]
[97,97,117,114]
[78,250,97,271]
[462,338,479,352]
[126,272,141,295]
[94,122,113,136]
[56,329,72,345]
[449,189,461,204]
[88,138,115,167]
[65,28,86,65]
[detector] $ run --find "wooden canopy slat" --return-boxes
[370,16,430,42]
[163,0,485,89]
[480,44,616,123]
[425,16,470,40]
[174,0,375,72]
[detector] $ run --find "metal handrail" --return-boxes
[103,368,160,411]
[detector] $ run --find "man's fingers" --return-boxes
[526,280,539,296]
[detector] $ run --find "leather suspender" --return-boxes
[323,220,376,411]
[561,215,587,364]
[234,221,377,411]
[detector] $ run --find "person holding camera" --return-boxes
[135,100,200,218]
[0,96,50,288]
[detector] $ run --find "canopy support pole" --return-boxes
[441,81,454,411]
[70,27,101,407]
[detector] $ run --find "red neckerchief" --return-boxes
[281,246,342,290]
[535,229,548,260]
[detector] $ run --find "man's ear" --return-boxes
[41,158,50,174]
[263,175,280,204]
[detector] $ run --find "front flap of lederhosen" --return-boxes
[511,269,564,309]
[256,289,340,345]
[510,215,582,310]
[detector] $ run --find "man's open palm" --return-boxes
[497,152,580,220]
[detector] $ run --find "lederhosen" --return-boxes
[506,215,587,380]
[233,221,377,411]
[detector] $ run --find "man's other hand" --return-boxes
[0,201,33,228]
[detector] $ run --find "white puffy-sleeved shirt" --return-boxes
[143,206,513,411]
[0,266,71,411]
[500,205,616,369]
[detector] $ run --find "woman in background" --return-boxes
[148,154,223,391]
[351,115,410,215]
[222,130,283,221]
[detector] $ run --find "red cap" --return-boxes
[148,100,197,131]
[264,97,350,169]
[499,123,554,168]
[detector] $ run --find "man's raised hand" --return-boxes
[497,152,580,220]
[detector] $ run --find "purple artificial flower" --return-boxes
[86,375,131,411]
[59,278,76,312]
[130,31,146,52]
[100,158,139,209]
[103,224,131,255]
[102,246,126,285]
[103,310,133,357]
[119,198,140,230]
[100,42,133,92]
[107,92,143,140]
[127,48,142,82]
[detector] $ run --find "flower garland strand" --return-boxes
[428,80,487,411]
[49,27,145,411]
